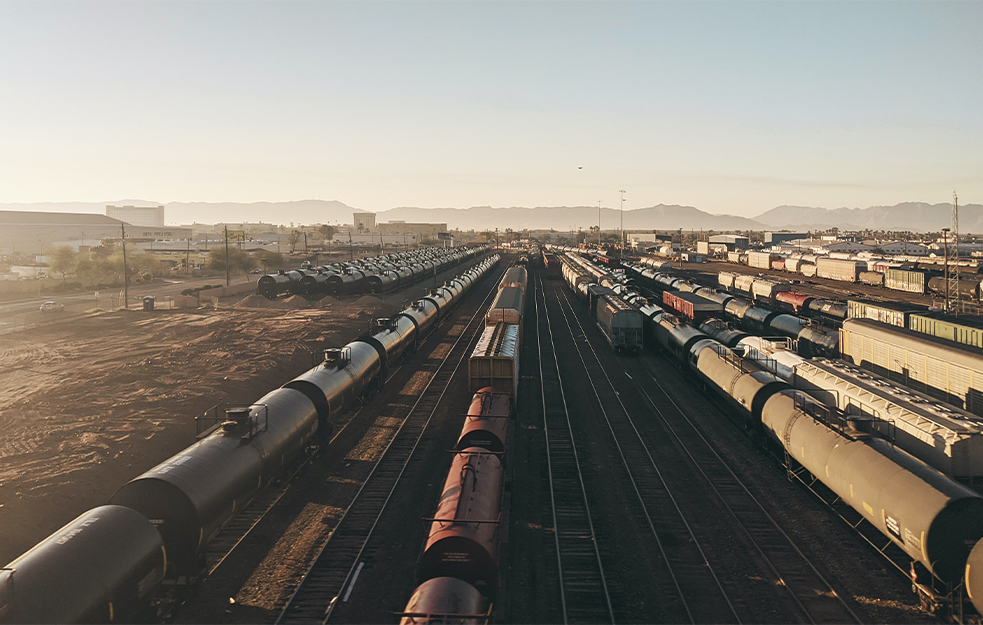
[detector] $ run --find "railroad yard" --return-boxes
[4,245,981,624]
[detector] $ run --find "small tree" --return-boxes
[288,230,302,253]
[255,250,285,271]
[207,246,256,276]
[49,246,78,283]
[318,224,336,240]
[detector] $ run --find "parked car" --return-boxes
[39,300,64,313]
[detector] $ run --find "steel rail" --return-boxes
[550,281,737,624]
[534,274,615,624]
[275,261,509,624]
[626,347,864,625]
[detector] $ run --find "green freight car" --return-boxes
[847,299,924,328]
[909,312,983,350]
[884,268,930,294]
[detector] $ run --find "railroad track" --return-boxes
[554,284,862,624]
[275,262,510,625]
[533,275,614,624]
[547,278,738,624]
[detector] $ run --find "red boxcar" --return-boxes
[771,259,786,271]
[662,291,723,323]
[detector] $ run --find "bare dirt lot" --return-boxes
[0,300,397,566]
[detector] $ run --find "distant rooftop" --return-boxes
[0,210,123,226]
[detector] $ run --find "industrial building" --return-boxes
[765,232,806,246]
[353,213,376,233]
[708,234,750,251]
[376,221,448,241]
[0,210,126,254]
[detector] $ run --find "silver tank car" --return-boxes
[397,299,440,338]
[965,540,983,614]
[762,390,983,583]
[655,315,707,362]
[399,577,487,625]
[360,316,418,369]
[283,341,382,435]
[110,387,319,575]
[698,318,749,348]
[0,505,165,624]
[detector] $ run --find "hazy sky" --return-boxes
[1,1,980,217]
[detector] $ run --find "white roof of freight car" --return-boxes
[798,358,983,442]
[471,322,520,359]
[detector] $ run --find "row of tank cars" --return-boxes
[549,244,983,619]
[257,246,477,299]
[0,252,500,624]
[399,266,527,623]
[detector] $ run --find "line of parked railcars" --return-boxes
[542,249,562,279]
[401,266,526,623]
[257,246,484,300]
[625,264,839,357]
[721,249,983,301]
[0,254,501,625]
[560,253,644,354]
[649,310,983,617]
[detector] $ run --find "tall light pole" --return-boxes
[618,189,626,259]
[597,200,602,248]
[943,227,951,312]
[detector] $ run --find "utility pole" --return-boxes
[597,200,602,248]
[121,223,129,308]
[186,237,191,275]
[619,189,626,260]
[37,239,42,297]
[348,231,354,262]
[224,225,230,287]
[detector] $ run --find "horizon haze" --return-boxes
[0,2,980,217]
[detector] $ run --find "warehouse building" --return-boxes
[765,232,807,245]
[708,234,750,251]
[0,210,126,254]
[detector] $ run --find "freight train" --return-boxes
[614,261,839,358]
[257,246,481,300]
[400,268,523,623]
[554,248,983,617]
[655,314,983,616]
[0,253,499,625]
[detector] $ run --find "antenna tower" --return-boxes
[947,191,960,314]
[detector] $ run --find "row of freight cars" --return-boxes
[624,264,839,358]
[400,266,526,623]
[257,245,484,299]
[563,254,983,618]
[716,271,848,321]
[728,250,983,299]
[0,254,501,624]
[560,252,644,353]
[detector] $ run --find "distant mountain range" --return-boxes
[753,202,983,233]
[0,199,976,233]
[376,204,763,232]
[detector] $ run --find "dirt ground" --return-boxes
[0,300,398,567]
